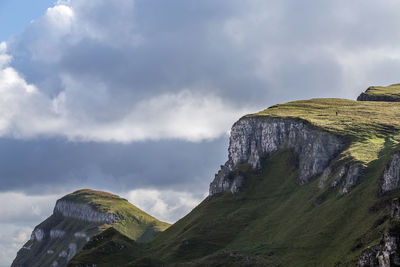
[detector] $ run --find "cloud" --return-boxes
[0,136,228,193]
[0,189,206,265]
[4,0,400,265]
[126,188,207,223]
[3,0,400,144]
[0,192,61,266]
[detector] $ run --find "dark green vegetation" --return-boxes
[12,189,170,267]
[70,149,398,266]
[358,84,400,102]
[63,189,170,241]
[52,86,400,265]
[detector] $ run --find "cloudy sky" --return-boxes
[2,0,400,265]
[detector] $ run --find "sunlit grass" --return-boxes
[248,98,400,165]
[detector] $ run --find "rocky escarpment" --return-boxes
[382,152,400,193]
[54,200,120,223]
[357,93,400,102]
[209,116,346,195]
[358,199,400,266]
[357,85,400,102]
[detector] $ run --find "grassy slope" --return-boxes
[250,98,400,166]
[68,227,144,267]
[359,84,400,101]
[142,148,395,266]
[71,97,400,266]
[71,149,398,266]
[63,189,170,241]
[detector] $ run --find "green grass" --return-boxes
[67,96,400,266]
[68,227,144,267]
[139,148,396,266]
[359,84,400,100]
[13,189,170,267]
[248,98,400,165]
[62,189,170,241]
[70,148,397,266]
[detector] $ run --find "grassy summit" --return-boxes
[357,84,400,101]
[12,189,170,267]
[61,189,170,241]
[249,98,400,166]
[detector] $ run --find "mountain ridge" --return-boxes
[14,84,400,266]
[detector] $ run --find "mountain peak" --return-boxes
[12,189,170,267]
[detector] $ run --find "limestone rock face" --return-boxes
[209,116,345,195]
[54,200,119,223]
[329,164,363,194]
[382,152,400,193]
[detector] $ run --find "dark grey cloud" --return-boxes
[0,136,228,194]
[3,1,400,265]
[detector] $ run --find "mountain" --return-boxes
[11,189,170,267]
[15,84,400,266]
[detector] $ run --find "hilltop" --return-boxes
[12,189,170,267]
[16,84,400,266]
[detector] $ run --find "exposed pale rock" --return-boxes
[68,243,77,260]
[74,232,87,238]
[50,229,66,239]
[358,199,400,266]
[331,164,362,193]
[59,250,68,258]
[210,117,345,195]
[31,228,44,242]
[382,152,400,193]
[54,200,119,223]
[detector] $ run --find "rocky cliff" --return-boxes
[12,189,170,267]
[54,199,120,223]
[17,85,400,266]
[209,117,345,195]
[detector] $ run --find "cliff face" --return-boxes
[54,200,120,223]
[210,117,345,195]
[382,152,400,193]
[357,84,400,102]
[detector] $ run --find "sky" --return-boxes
[2,0,400,265]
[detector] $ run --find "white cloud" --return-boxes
[0,192,61,266]
[0,224,32,267]
[126,188,207,223]
[0,46,248,142]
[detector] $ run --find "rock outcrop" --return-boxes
[358,199,400,266]
[382,152,400,193]
[357,93,400,102]
[54,200,120,223]
[209,116,345,195]
[329,163,363,194]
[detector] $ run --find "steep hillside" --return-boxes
[53,85,400,266]
[12,189,170,267]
